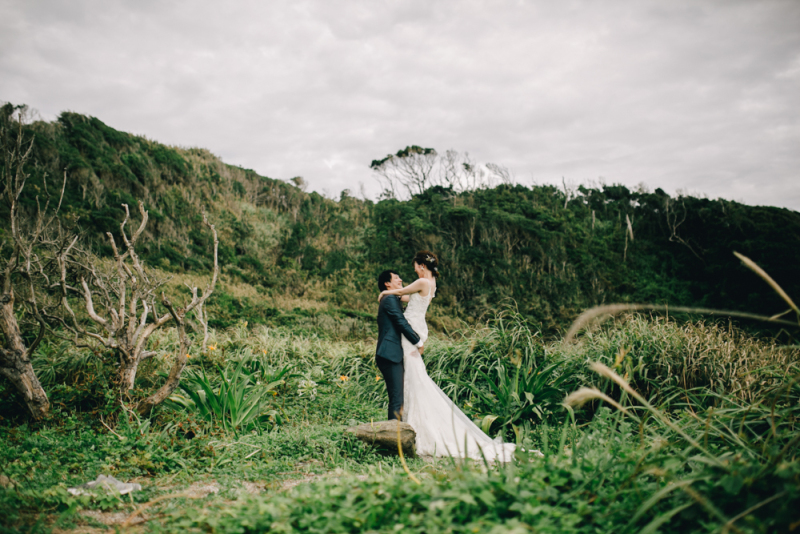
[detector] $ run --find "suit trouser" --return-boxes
[376,355,404,420]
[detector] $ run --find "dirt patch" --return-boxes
[79,510,147,527]
[279,473,324,492]
[241,480,267,494]
[50,510,147,533]
[53,527,114,534]
[183,481,220,498]
[52,472,373,532]
[279,472,368,492]
[56,482,219,532]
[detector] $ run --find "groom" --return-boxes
[376,270,424,420]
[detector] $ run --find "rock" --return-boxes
[67,475,142,496]
[346,420,416,457]
[0,474,12,488]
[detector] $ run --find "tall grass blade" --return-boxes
[638,501,694,534]
[588,362,724,466]
[628,479,697,526]
[734,251,799,316]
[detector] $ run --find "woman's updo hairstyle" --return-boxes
[414,250,439,278]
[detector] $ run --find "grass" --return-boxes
[0,314,798,533]
[559,313,796,402]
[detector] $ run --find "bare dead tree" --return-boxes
[440,151,500,192]
[439,149,467,191]
[55,201,219,414]
[0,103,68,420]
[664,197,704,262]
[371,146,517,199]
[485,162,513,186]
[370,146,438,197]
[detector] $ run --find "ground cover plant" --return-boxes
[1,312,798,533]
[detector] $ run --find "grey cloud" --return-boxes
[1,0,798,209]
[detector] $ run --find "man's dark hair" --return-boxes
[377,270,398,293]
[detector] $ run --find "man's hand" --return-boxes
[418,345,424,355]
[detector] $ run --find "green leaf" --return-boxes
[480,415,499,434]
[639,502,694,534]
[477,490,496,507]
[458,493,477,505]
[719,474,744,495]
[628,479,698,527]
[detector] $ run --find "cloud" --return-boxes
[2,0,799,209]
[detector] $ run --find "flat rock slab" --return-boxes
[346,420,416,457]
[67,474,142,496]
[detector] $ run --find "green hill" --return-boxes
[2,103,799,533]
[4,103,800,336]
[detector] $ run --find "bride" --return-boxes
[378,251,517,462]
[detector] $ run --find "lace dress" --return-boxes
[401,283,516,462]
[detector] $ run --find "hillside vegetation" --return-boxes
[4,103,799,335]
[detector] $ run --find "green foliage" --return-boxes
[148,144,188,179]
[167,359,288,434]
[5,103,800,336]
[150,393,799,533]
[463,361,570,435]
[370,144,436,169]
[422,312,551,403]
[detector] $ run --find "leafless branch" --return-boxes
[665,197,704,262]
[0,104,66,419]
[55,202,220,412]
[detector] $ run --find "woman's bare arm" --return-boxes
[378,279,430,301]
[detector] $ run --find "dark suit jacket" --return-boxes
[376,295,420,363]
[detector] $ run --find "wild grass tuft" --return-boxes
[559,313,799,403]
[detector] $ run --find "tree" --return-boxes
[0,104,67,419]
[370,146,514,198]
[55,201,219,414]
[370,145,438,197]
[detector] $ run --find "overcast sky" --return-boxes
[2,0,799,210]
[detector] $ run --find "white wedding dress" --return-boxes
[401,282,516,462]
